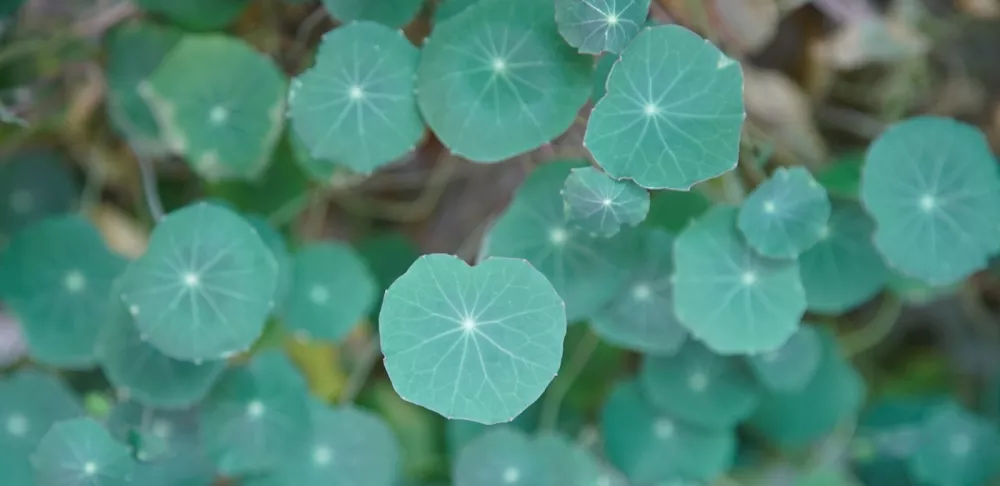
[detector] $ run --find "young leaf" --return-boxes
[0,149,77,246]
[135,0,251,31]
[555,0,650,54]
[0,216,126,368]
[106,402,215,485]
[140,34,287,181]
[289,21,424,174]
[908,402,1000,486]
[562,166,650,237]
[31,418,136,486]
[379,254,567,425]
[737,167,831,258]
[672,206,806,355]
[453,428,554,486]
[281,242,378,342]
[119,202,278,361]
[416,0,592,162]
[861,116,1000,285]
[584,25,745,190]
[747,325,822,392]
[322,0,423,27]
[639,341,761,429]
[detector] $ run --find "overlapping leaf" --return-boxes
[322,0,423,27]
[555,0,650,54]
[737,167,831,258]
[0,150,77,247]
[562,166,650,237]
[909,402,1000,486]
[135,0,251,31]
[453,428,555,486]
[31,418,135,486]
[106,402,215,485]
[747,325,822,392]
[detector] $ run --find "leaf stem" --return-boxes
[842,293,903,357]
[340,337,381,403]
[539,329,600,431]
[130,145,165,222]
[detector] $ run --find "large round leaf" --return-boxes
[289,21,424,174]
[135,0,250,30]
[379,254,566,425]
[0,150,77,247]
[321,0,423,27]
[31,418,135,486]
[453,428,554,486]
[0,216,126,367]
[555,0,650,54]
[584,25,745,190]
[417,0,592,162]
[106,402,215,486]
[909,402,1000,486]
[119,202,278,361]
[746,324,822,392]
[562,166,650,237]
[672,206,806,355]
[737,167,831,258]
[861,116,1000,285]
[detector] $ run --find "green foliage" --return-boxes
[562,165,650,237]
[737,166,831,258]
[31,418,136,486]
[452,428,553,486]
[0,149,77,246]
[135,0,251,31]
[909,402,1000,486]
[747,325,822,392]
[105,402,216,484]
[322,0,424,28]
[555,0,650,54]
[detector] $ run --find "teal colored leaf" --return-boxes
[453,428,554,486]
[433,0,480,23]
[322,0,423,27]
[282,242,377,341]
[245,215,293,308]
[737,167,831,258]
[562,166,650,237]
[592,54,617,102]
[591,228,688,354]
[358,232,419,317]
[416,0,592,162]
[860,116,1000,285]
[246,400,402,486]
[135,0,251,31]
[31,418,135,486]
[0,149,77,246]
[0,216,126,367]
[909,402,1000,486]
[798,200,888,314]
[643,187,711,232]
[555,0,650,54]
[140,34,287,181]
[481,160,633,320]
[747,325,822,392]
[106,402,215,485]
[204,133,311,217]
[0,370,84,485]
[673,206,806,355]
[817,153,863,199]
[639,341,760,429]
[119,202,278,361]
[748,329,865,448]
[379,254,566,424]
[445,403,539,456]
[535,432,602,485]
[289,21,424,174]
[855,396,945,486]
[199,353,312,475]
[249,349,310,392]
[602,380,736,483]
[584,25,745,190]
[97,296,226,409]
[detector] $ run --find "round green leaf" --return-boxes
[798,199,888,314]
[584,25,745,190]
[135,0,251,31]
[591,228,687,354]
[562,166,650,237]
[119,202,278,361]
[245,214,293,308]
[140,34,287,181]
[737,167,831,258]
[555,0,649,54]
[204,134,311,218]
[453,428,554,486]
[433,0,480,23]
[481,160,632,320]
[855,396,945,486]
[673,206,806,355]
[639,341,760,429]
[416,0,592,162]
[601,380,736,483]
[535,432,602,486]
[106,402,215,485]
[747,325,822,392]
[379,253,566,425]
[289,21,424,174]
[445,403,539,456]
[860,116,1000,285]
[0,215,126,367]
[282,242,377,341]
[246,400,402,486]
[31,418,135,486]
[909,402,1000,486]
[322,0,423,27]
[0,149,77,246]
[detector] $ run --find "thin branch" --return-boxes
[130,144,165,222]
[842,294,903,357]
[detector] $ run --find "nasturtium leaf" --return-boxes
[602,380,736,483]
[817,153,863,199]
[245,215,293,308]
[106,402,215,485]
[140,34,287,181]
[104,22,182,157]
[555,0,649,54]
[639,341,760,429]
[481,160,632,320]
[798,199,888,314]
[591,228,687,354]
[246,400,402,486]
[737,167,831,258]
[249,349,310,392]
[380,253,566,424]
[643,188,712,232]
[199,353,312,475]
[453,428,554,486]
[592,54,617,102]
[416,0,592,162]
[748,329,865,448]
[97,297,226,409]
[31,418,135,486]
[535,432,602,485]
[135,0,251,31]
[747,325,822,392]
[562,166,650,237]
[0,216,125,368]
[909,402,1000,486]
[119,202,278,361]
[673,206,806,355]
[433,0,479,23]
[445,402,540,456]
[584,25,745,190]
[854,396,945,486]
[289,21,424,174]
[0,149,77,246]
[860,116,1000,285]
[204,134,311,217]
[321,0,422,27]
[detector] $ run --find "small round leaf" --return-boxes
[747,325,822,392]
[555,0,650,54]
[737,167,831,258]
[909,402,1000,486]
[562,166,650,237]
[453,428,553,486]
[31,418,135,486]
